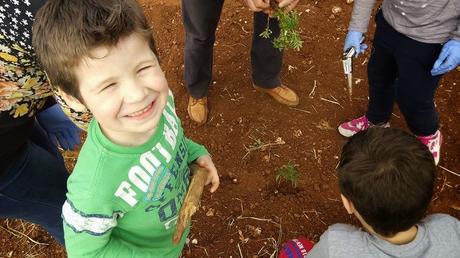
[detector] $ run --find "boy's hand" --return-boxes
[431,39,460,76]
[37,103,82,150]
[195,155,220,193]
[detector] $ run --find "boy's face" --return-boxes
[74,33,168,146]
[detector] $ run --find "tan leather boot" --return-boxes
[253,84,299,106]
[187,96,208,125]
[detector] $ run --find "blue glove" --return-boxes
[431,39,460,76]
[37,104,81,150]
[344,31,368,57]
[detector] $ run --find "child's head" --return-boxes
[338,127,436,237]
[33,0,168,145]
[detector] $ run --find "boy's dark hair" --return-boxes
[32,0,158,102]
[338,127,436,237]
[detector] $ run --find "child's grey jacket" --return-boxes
[348,0,460,44]
[307,214,460,258]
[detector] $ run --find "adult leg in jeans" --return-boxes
[182,0,225,99]
[251,11,282,89]
[0,121,68,245]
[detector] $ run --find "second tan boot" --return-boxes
[253,84,299,106]
[187,96,208,125]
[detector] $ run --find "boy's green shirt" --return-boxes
[62,92,208,258]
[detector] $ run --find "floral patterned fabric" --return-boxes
[0,34,52,118]
[0,0,91,130]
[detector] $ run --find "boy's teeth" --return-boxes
[129,104,150,117]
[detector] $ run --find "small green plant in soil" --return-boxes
[276,163,300,187]
[259,3,303,51]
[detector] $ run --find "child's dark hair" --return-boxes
[338,127,436,237]
[32,0,158,102]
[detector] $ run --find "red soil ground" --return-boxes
[1,1,459,257]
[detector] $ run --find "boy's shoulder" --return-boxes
[310,223,372,257]
[421,213,460,236]
[422,213,459,224]
[324,223,368,242]
[320,223,370,247]
[68,120,115,192]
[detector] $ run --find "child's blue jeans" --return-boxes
[366,10,443,136]
[0,121,68,245]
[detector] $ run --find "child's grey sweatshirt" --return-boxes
[348,0,460,44]
[307,214,460,258]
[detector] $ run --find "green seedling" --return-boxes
[259,3,303,51]
[276,163,300,187]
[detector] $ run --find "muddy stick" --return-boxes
[173,164,208,244]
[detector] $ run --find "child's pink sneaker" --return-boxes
[338,115,390,137]
[417,130,442,165]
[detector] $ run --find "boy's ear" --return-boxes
[56,88,87,113]
[341,194,354,215]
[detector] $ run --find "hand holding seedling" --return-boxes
[259,0,303,51]
[243,0,270,13]
[275,0,300,12]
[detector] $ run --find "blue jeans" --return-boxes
[182,0,283,98]
[0,121,68,245]
[366,10,443,136]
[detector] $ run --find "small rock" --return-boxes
[191,238,198,244]
[346,0,354,4]
[331,6,342,14]
[263,155,270,162]
[293,129,303,137]
[206,208,215,217]
[329,14,335,19]
[228,172,238,180]
[248,225,262,237]
[275,137,285,144]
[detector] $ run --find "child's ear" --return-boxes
[56,88,87,112]
[341,194,354,215]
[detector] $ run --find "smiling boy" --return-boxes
[33,0,219,257]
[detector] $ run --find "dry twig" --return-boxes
[289,107,311,114]
[439,165,460,177]
[237,243,244,258]
[0,221,48,246]
[242,137,285,159]
[309,80,317,98]
[320,97,344,109]
[305,65,315,73]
